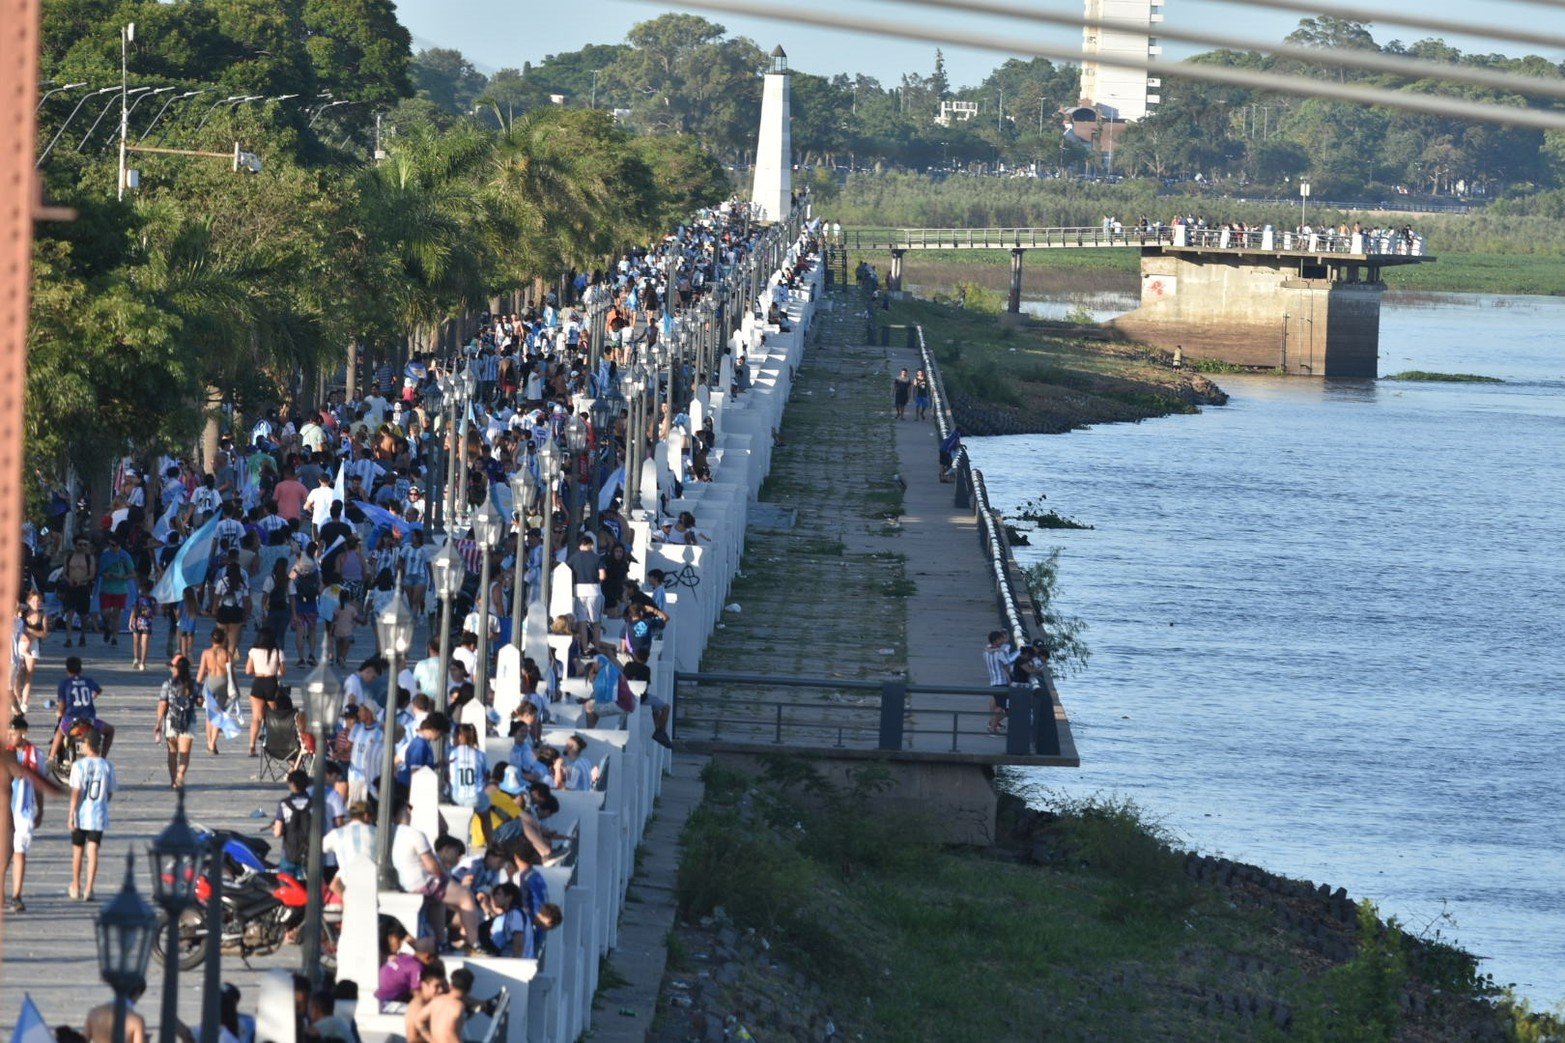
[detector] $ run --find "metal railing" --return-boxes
[846,226,1172,251]
[910,323,1064,758]
[846,224,1428,258]
[672,671,1045,757]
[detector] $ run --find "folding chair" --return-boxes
[258,704,309,782]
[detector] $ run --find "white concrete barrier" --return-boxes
[347,231,823,1043]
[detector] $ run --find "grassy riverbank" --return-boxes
[664,761,1558,1042]
[880,292,1229,436]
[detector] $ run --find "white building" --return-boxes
[1079,0,1163,122]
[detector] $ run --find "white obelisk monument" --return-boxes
[750,45,792,222]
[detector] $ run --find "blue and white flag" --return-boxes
[204,684,243,740]
[10,995,52,1043]
[152,513,222,605]
[598,466,625,513]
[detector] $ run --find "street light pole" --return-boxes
[429,539,465,728]
[149,791,201,1043]
[471,492,502,707]
[118,23,133,200]
[374,582,414,890]
[299,640,344,989]
[197,832,223,1043]
[536,441,563,619]
[39,86,116,166]
[509,470,536,644]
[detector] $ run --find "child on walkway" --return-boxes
[68,728,115,901]
[129,578,157,671]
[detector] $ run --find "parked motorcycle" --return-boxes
[152,832,338,970]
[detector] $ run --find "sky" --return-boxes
[392,0,1559,87]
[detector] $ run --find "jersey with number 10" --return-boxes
[447,746,488,807]
[69,756,116,831]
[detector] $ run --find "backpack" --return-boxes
[294,568,320,601]
[475,803,517,848]
[281,794,312,867]
[166,681,196,733]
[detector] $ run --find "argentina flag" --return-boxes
[151,512,222,605]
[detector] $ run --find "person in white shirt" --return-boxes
[390,804,480,952]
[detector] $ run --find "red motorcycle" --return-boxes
[152,832,338,970]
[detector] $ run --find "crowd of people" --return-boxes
[6,199,821,1041]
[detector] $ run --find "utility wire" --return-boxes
[1188,0,1565,56]
[885,0,1565,101]
[646,0,1565,130]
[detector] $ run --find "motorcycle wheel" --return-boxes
[151,907,209,971]
[47,755,71,788]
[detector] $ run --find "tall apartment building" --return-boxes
[1079,0,1163,121]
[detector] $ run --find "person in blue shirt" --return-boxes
[447,723,487,808]
[47,657,115,766]
[397,711,446,788]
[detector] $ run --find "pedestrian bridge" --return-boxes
[843,224,1436,377]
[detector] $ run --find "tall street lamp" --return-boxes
[149,792,203,1043]
[429,539,465,720]
[620,365,645,511]
[37,85,116,165]
[197,831,224,1043]
[299,651,344,988]
[140,88,207,143]
[509,468,537,644]
[36,80,87,113]
[374,581,415,890]
[471,491,503,706]
[588,396,617,532]
[536,440,564,617]
[564,414,588,531]
[97,855,157,1043]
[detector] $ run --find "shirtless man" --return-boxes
[404,962,447,1043]
[425,967,476,1043]
[84,985,147,1043]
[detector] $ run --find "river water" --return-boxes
[978,291,1565,1005]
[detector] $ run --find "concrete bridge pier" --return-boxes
[1008,248,1024,314]
[888,249,905,292]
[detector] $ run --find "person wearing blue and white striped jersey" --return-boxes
[347,702,385,804]
[447,725,488,808]
[67,729,115,901]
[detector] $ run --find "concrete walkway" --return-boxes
[885,342,1008,691]
[583,756,707,1042]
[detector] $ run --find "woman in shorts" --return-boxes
[153,654,198,789]
[196,628,234,756]
[244,628,286,757]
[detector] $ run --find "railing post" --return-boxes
[1032,681,1062,757]
[774,702,784,744]
[878,681,906,750]
[1005,684,1032,755]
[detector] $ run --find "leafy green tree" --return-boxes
[413,47,487,116]
[300,0,412,108]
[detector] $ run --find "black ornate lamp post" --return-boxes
[429,539,465,721]
[97,855,157,1043]
[564,414,588,531]
[374,581,414,889]
[470,491,503,706]
[149,792,203,1043]
[535,440,564,618]
[299,654,344,988]
[620,364,647,511]
[509,468,537,644]
[588,396,617,532]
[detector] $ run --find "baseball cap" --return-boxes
[498,765,525,796]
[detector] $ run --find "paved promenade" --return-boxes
[681,291,1074,762]
[0,622,388,1031]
